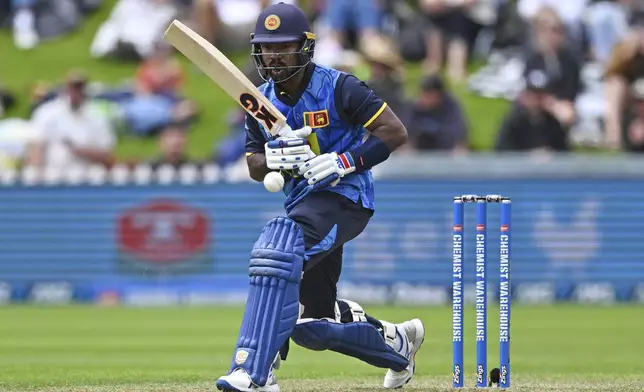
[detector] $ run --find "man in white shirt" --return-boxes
[27,71,116,172]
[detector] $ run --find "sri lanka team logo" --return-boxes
[264,15,281,31]
[303,110,329,128]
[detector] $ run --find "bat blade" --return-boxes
[163,19,287,136]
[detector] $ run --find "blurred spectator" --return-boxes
[622,78,644,152]
[135,41,185,96]
[11,0,38,50]
[26,71,116,171]
[148,124,198,170]
[27,81,52,116]
[518,0,588,56]
[11,0,103,51]
[420,0,495,82]
[489,0,526,50]
[361,35,406,118]
[315,0,381,58]
[95,41,197,137]
[0,119,38,171]
[495,69,570,152]
[585,0,634,65]
[523,6,580,128]
[193,0,297,50]
[91,0,179,61]
[212,109,246,168]
[403,74,469,152]
[603,10,644,149]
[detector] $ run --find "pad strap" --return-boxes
[335,299,367,323]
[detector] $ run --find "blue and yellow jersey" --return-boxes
[245,63,387,212]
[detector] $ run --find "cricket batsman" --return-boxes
[216,3,424,391]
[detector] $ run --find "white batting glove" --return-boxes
[276,125,313,139]
[265,126,315,170]
[298,152,356,186]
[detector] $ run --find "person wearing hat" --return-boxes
[403,73,469,152]
[362,34,406,118]
[495,68,570,152]
[215,3,423,392]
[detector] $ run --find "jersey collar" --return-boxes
[274,62,315,107]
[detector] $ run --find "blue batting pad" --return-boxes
[290,319,409,372]
[229,217,304,387]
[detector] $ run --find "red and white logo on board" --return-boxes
[117,200,211,274]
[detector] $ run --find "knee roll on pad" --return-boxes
[230,217,305,386]
[291,299,409,372]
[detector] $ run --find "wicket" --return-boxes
[452,194,511,389]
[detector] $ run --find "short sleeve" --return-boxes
[337,75,387,128]
[245,114,266,156]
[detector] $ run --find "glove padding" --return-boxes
[298,152,356,186]
[265,126,316,170]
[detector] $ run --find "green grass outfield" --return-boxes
[0,305,643,391]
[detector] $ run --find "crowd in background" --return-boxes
[1,0,644,175]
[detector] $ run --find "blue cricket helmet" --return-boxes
[250,2,316,83]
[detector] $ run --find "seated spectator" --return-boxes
[193,0,297,50]
[518,0,588,56]
[420,0,493,82]
[523,6,580,128]
[603,10,644,149]
[91,0,179,61]
[95,42,198,137]
[495,69,570,152]
[622,78,644,152]
[403,74,469,152]
[148,124,199,170]
[11,0,102,51]
[11,0,38,50]
[0,119,38,170]
[134,41,184,97]
[361,35,406,118]
[26,70,117,171]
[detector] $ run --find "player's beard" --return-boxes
[268,61,290,82]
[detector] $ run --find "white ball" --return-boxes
[263,171,284,192]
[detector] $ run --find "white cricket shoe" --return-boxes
[383,318,425,389]
[216,368,279,392]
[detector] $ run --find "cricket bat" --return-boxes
[163,20,287,136]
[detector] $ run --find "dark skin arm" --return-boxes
[247,152,271,182]
[365,106,408,152]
